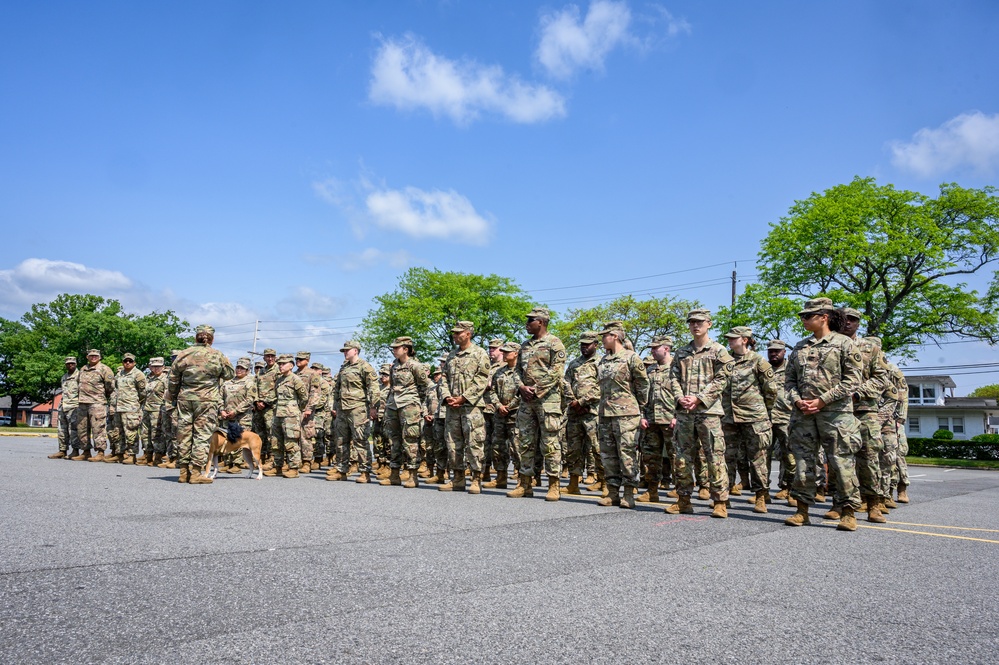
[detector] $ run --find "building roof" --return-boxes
[909,397,999,411]
[903,375,957,389]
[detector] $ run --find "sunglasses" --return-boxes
[799,312,820,320]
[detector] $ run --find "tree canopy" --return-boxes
[359,268,538,363]
[552,294,700,355]
[721,177,999,357]
[968,385,999,399]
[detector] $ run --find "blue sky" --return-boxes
[2,1,998,391]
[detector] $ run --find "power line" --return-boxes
[525,259,755,293]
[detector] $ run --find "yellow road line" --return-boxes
[822,521,999,544]
[882,520,999,533]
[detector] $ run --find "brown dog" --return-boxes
[207,428,263,480]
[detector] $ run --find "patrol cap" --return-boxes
[579,331,599,344]
[686,309,711,322]
[254,361,265,369]
[236,357,251,370]
[149,357,165,367]
[340,340,361,352]
[650,335,674,348]
[64,356,77,364]
[310,362,324,371]
[195,324,215,335]
[500,341,520,353]
[798,297,835,316]
[87,349,101,358]
[724,326,753,339]
[526,307,550,322]
[432,366,443,376]
[123,352,136,362]
[767,339,787,351]
[379,363,392,374]
[437,355,449,364]
[488,338,505,349]
[600,320,625,335]
[390,336,414,348]
[262,348,277,356]
[451,321,475,333]
[295,350,311,360]
[842,307,863,320]
[276,354,295,364]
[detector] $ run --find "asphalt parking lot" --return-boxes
[2,435,998,664]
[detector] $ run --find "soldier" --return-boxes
[49,357,80,459]
[665,309,734,518]
[107,353,147,464]
[481,338,505,483]
[880,356,909,506]
[157,350,182,468]
[439,321,491,494]
[327,340,380,483]
[315,364,335,469]
[293,351,322,473]
[840,308,891,523]
[139,357,168,466]
[168,325,234,484]
[254,349,280,469]
[220,357,258,472]
[381,337,432,488]
[563,331,602,495]
[783,298,864,531]
[254,361,265,376]
[483,342,521,490]
[77,349,115,462]
[420,366,440,479]
[427,360,450,484]
[637,335,680,503]
[263,354,308,478]
[721,327,777,513]
[767,340,796,504]
[892,371,911,504]
[508,307,566,501]
[372,364,392,473]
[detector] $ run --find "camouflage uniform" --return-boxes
[294,351,322,465]
[515,318,567,478]
[373,370,391,466]
[851,335,890,500]
[311,363,333,463]
[76,352,115,454]
[881,360,908,495]
[57,360,80,454]
[671,318,734,502]
[422,371,440,468]
[254,349,280,462]
[158,351,181,462]
[221,361,257,431]
[114,356,147,458]
[564,343,601,478]
[332,346,381,474]
[442,323,492,474]
[482,339,504,473]
[431,369,449,472]
[141,360,168,457]
[272,356,308,471]
[768,342,795,491]
[721,334,776,494]
[597,340,650,490]
[642,340,680,490]
[385,343,433,471]
[491,348,521,475]
[168,331,235,472]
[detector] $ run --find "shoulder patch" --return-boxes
[725,361,735,371]
[852,352,862,363]
[556,350,566,359]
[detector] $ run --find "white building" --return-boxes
[905,375,999,440]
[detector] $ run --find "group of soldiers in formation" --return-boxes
[47,297,911,531]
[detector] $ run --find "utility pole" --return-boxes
[251,320,259,355]
[731,262,737,308]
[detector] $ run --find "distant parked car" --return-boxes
[0,416,11,426]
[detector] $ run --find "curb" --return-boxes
[0,432,56,438]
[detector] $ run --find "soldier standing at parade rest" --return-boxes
[220,357,258,472]
[637,335,680,503]
[168,325,234,484]
[595,322,650,509]
[428,359,450,484]
[77,349,115,462]
[294,351,322,473]
[381,337,432,488]
[327,340,381,484]
[484,342,521,490]
[439,321,491,494]
[109,352,147,464]
[49,357,80,459]
[563,331,602,496]
[139,357,168,467]
[665,309,735,518]
[783,298,864,531]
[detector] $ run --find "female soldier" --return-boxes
[380,337,432,488]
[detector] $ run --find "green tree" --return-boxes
[730,177,999,357]
[359,268,537,363]
[552,294,700,355]
[969,384,999,399]
[715,284,801,344]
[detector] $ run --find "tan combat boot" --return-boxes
[584,474,597,485]
[711,501,728,518]
[493,469,508,489]
[868,498,887,524]
[774,488,789,500]
[400,468,410,482]
[506,474,533,498]
[883,495,898,509]
[730,483,742,496]
[263,464,282,477]
[439,469,465,492]
[545,475,560,502]
[102,453,120,463]
[151,453,164,467]
[620,486,636,509]
[784,502,810,526]
[635,485,659,503]
[563,474,582,495]
[468,471,482,494]
[697,487,711,501]
[189,468,214,484]
[326,469,344,481]
[160,457,177,468]
[282,467,300,478]
[300,461,311,473]
[355,471,370,484]
[753,490,769,514]
[823,505,841,520]
[138,452,153,466]
[376,466,391,480]
[418,461,431,478]
[178,465,190,483]
[404,468,420,489]
[837,506,858,532]
[428,466,447,484]
[597,485,620,507]
[72,450,91,461]
[666,489,679,499]
[815,490,826,503]
[380,468,402,486]
[48,451,67,459]
[349,463,359,475]
[122,453,135,465]
[897,485,909,504]
[585,475,604,492]
[787,496,798,507]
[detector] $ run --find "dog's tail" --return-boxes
[226,421,244,444]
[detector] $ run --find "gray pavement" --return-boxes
[2,435,999,664]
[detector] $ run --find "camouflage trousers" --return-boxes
[491,413,516,472]
[446,405,486,473]
[312,412,328,462]
[176,399,219,472]
[58,406,79,453]
[271,414,302,470]
[76,403,108,452]
[879,419,899,497]
[160,406,178,458]
[371,418,390,464]
[893,429,910,491]
[598,415,642,489]
[252,407,272,459]
[300,414,316,464]
[789,410,861,509]
[565,411,599,477]
[140,410,162,455]
[723,420,772,492]
[674,413,729,502]
[771,423,795,489]
[334,407,370,473]
[640,421,673,486]
[516,396,562,477]
[853,410,886,499]
[385,404,422,471]
[482,412,495,470]
[114,411,142,456]
[432,418,448,470]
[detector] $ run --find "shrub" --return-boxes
[971,433,999,444]
[932,428,954,440]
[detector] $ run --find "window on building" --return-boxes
[908,417,920,433]
[953,417,964,434]
[909,385,920,404]
[923,386,936,401]
[938,417,950,431]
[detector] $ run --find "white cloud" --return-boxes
[890,111,999,177]
[366,186,491,245]
[369,33,566,124]
[0,259,133,315]
[536,1,691,79]
[275,286,347,320]
[304,248,414,272]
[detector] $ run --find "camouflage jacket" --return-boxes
[78,362,114,405]
[879,360,908,425]
[274,372,308,418]
[785,332,862,413]
[424,382,439,421]
[222,374,258,420]
[441,343,491,408]
[295,366,322,412]
[492,364,521,417]
[670,340,734,417]
[721,350,776,424]
[852,336,890,413]
[387,358,432,409]
[60,369,80,410]
[515,333,567,400]
[433,380,447,419]
[168,343,234,405]
[770,362,792,427]
[334,359,381,412]
[114,366,147,413]
[255,363,279,406]
[482,362,502,414]
[317,374,333,414]
[564,354,600,414]
[644,362,680,425]
[143,373,168,413]
[597,349,650,418]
